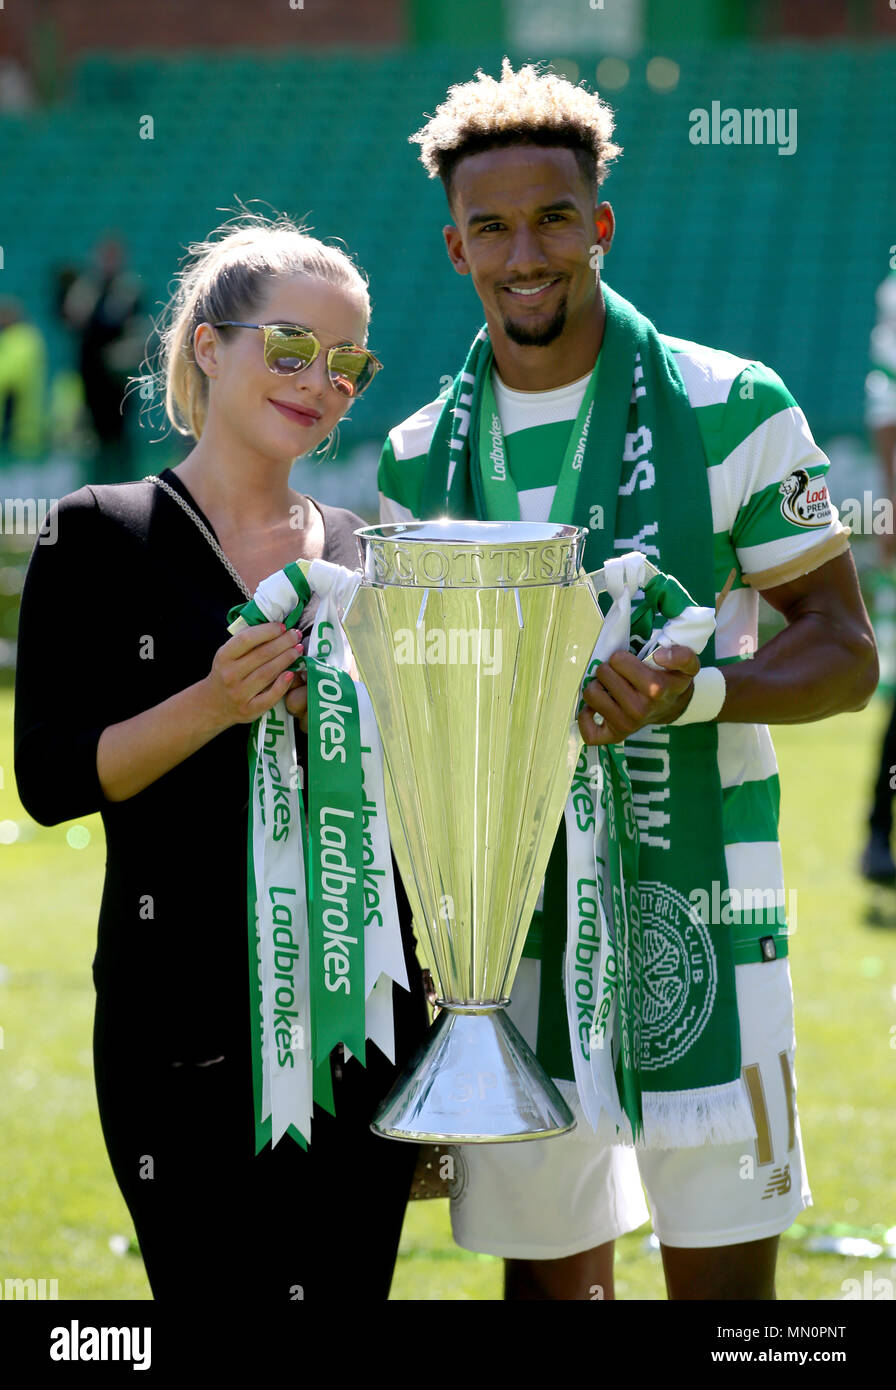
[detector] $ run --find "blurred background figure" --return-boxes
[60,236,146,482]
[48,263,94,460]
[0,296,47,461]
[860,271,896,884]
[0,56,34,113]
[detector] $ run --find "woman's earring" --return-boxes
[314,427,338,460]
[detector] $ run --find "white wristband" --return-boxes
[669,665,726,725]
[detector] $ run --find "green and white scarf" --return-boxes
[569,555,754,1147]
[418,283,757,1149]
[227,559,409,1151]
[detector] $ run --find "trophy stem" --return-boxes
[371,1005,576,1143]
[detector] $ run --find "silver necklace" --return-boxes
[145,474,252,599]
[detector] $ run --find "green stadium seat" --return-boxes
[0,41,891,448]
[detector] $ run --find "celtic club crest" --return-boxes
[636,882,718,1070]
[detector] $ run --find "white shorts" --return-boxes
[449,956,812,1258]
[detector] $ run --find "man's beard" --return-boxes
[501,296,568,347]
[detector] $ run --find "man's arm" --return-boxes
[579,551,878,744]
[716,550,877,722]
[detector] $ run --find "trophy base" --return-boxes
[371,1004,576,1143]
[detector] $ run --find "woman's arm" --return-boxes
[96,623,304,802]
[15,491,115,825]
[14,490,305,820]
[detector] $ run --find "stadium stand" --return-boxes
[0,42,894,457]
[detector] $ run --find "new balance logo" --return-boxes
[762,1164,792,1199]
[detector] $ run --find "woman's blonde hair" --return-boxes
[145,208,371,442]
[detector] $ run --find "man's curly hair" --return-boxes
[410,58,622,205]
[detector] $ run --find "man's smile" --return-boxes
[500,277,562,303]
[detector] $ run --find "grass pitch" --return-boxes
[1,690,894,1300]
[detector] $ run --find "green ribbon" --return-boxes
[305,657,367,1072]
[228,566,368,1148]
[477,347,601,523]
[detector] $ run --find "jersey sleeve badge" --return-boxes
[778,469,832,528]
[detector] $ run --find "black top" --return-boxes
[13,467,370,1059]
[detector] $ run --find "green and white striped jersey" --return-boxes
[377,334,850,952]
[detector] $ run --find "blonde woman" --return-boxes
[14,214,427,1300]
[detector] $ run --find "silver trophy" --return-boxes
[341,521,602,1141]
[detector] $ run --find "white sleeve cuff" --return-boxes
[670,665,726,726]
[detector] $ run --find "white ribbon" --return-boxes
[357,682,410,1063]
[563,551,715,1141]
[235,565,313,1146]
[563,743,626,1136]
[244,557,409,1138]
[305,558,362,668]
[253,569,309,624]
[253,704,312,1146]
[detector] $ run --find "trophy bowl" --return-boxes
[341,521,602,1142]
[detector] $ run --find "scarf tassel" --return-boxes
[639,1079,757,1150]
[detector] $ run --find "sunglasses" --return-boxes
[212,321,382,398]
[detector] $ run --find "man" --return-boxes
[62,236,144,482]
[377,60,877,1300]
